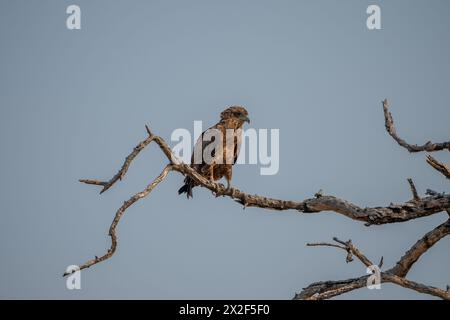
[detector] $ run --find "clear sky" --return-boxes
[1,0,449,299]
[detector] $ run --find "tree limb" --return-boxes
[296,220,450,300]
[387,219,450,277]
[79,127,450,225]
[383,273,450,300]
[68,125,450,278]
[68,100,449,300]
[64,164,173,276]
[79,132,157,194]
[426,155,450,179]
[383,99,450,152]
[296,101,450,300]
[296,273,450,300]
[294,276,370,300]
[307,237,374,267]
[407,178,420,201]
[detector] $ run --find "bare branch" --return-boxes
[426,189,446,197]
[78,179,107,187]
[383,273,450,300]
[296,273,450,300]
[294,276,369,300]
[71,125,450,276]
[64,164,173,276]
[297,194,449,226]
[407,178,420,201]
[297,220,450,300]
[387,219,450,277]
[80,130,157,194]
[383,99,450,152]
[426,155,450,179]
[307,237,373,267]
[72,105,450,300]
[306,242,346,251]
[80,129,450,225]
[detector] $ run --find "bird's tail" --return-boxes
[178,177,194,198]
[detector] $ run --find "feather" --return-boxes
[178,106,249,198]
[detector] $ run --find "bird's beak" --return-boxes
[240,115,250,124]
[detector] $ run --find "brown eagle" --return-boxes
[178,106,250,198]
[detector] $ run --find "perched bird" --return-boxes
[178,106,250,198]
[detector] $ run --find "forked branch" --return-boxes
[295,100,450,299]
[66,100,449,301]
[296,220,450,300]
[383,99,450,152]
[63,164,173,276]
[65,125,449,275]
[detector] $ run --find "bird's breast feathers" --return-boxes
[191,124,243,167]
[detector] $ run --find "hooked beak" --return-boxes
[240,115,250,124]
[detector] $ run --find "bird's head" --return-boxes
[220,106,250,125]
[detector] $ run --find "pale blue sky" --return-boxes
[1,0,449,299]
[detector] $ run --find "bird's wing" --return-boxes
[191,125,224,171]
[233,128,242,165]
[224,127,242,165]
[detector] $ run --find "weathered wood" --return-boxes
[68,100,450,300]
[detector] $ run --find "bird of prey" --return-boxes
[178,106,250,198]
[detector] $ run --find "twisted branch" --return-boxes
[388,219,450,277]
[66,100,449,300]
[79,131,157,194]
[67,125,449,277]
[383,99,450,152]
[307,237,374,267]
[77,127,450,224]
[295,276,370,300]
[295,100,450,299]
[296,221,450,300]
[63,164,173,276]
[407,178,420,201]
[427,155,450,179]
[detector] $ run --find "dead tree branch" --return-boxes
[426,155,450,179]
[64,164,173,276]
[67,100,449,300]
[294,276,371,300]
[77,128,450,224]
[407,178,420,201]
[388,219,450,277]
[383,99,450,152]
[295,100,450,299]
[79,132,157,194]
[307,237,374,267]
[296,220,450,300]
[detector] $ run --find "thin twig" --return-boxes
[79,129,157,194]
[306,242,346,250]
[72,125,450,277]
[307,238,373,267]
